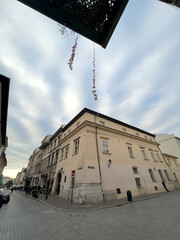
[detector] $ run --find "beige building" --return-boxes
[52,108,177,204]
[162,153,180,188]
[155,133,180,164]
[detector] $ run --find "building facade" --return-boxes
[52,108,177,204]
[162,153,180,188]
[155,134,180,164]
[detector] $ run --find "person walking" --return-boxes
[162,181,169,192]
[0,190,3,209]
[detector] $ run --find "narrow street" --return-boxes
[0,191,180,240]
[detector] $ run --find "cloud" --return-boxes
[0,0,180,177]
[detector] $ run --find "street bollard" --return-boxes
[127,190,133,202]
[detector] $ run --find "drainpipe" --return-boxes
[95,114,104,202]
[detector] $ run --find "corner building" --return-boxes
[53,108,177,204]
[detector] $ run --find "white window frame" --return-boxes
[150,151,157,161]
[148,169,156,182]
[141,149,147,160]
[158,169,165,181]
[74,138,80,155]
[164,170,170,181]
[65,145,69,159]
[61,148,64,161]
[135,178,141,188]
[128,146,134,158]
[102,140,109,153]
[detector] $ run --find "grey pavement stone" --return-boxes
[0,191,180,240]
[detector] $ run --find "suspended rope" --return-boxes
[92,43,97,100]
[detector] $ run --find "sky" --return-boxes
[0,0,180,178]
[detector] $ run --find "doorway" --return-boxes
[56,172,62,195]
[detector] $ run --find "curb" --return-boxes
[18,191,177,213]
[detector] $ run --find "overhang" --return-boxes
[0,74,10,146]
[17,0,129,48]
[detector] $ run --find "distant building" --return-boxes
[14,168,27,187]
[155,134,180,164]
[52,108,177,204]
[39,125,65,193]
[162,153,180,188]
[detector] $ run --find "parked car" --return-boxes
[1,189,10,203]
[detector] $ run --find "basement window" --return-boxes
[116,188,121,194]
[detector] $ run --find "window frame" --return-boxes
[102,140,109,153]
[135,178,141,188]
[128,146,134,158]
[148,169,156,182]
[74,138,80,155]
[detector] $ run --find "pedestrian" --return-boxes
[162,181,169,192]
[11,188,14,194]
[0,191,3,209]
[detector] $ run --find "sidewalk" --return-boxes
[17,189,179,212]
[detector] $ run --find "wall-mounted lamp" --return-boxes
[108,159,112,168]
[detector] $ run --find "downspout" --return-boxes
[95,114,104,202]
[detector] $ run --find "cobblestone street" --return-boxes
[0,191,180,240]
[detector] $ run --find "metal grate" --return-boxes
[48,0,118,32]
[158,0,180,7]
[18,0,129,48]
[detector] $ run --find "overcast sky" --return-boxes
[1,0,180,178]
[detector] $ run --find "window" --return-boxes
[173,172,178,182]
[64,176,67,183]
[144,136,147,139]
[135,178,141,188]
[102,140,109,153]
[164,170,170,181]
[148,169,156,182]
[58,135,61,144]
[51,153,54,165]
[122,128,126,133]
[47,156,51,166]
[150,151,156,161]
[128,146,134,158]
[77,122,80,127]
[65,145,69,159]
[174,160,179,167]
[51,142,53,151]
[136,133,139,137]
[141,149,147,160]
[60,148,64,161]
[156,152,161,162]
[55,150,59,163]
[74,138,80,155]
[116,188,121,194]
[64,133,66,137]
[167,158,171,166]
[54,139,57,149]
[68,129,71,134]
[158,169,165,181]
[132,167,138,174]
[100,121,105,126]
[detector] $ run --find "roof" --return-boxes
[0,74,10,146]
[17,0,129,48]
[62,108,155,137]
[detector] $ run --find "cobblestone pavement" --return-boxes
[18,190,177,211]
[0,191,180,240]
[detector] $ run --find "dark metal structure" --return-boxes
[159,0,180,7]
[17,0,129,48]
[0,74,10,146]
